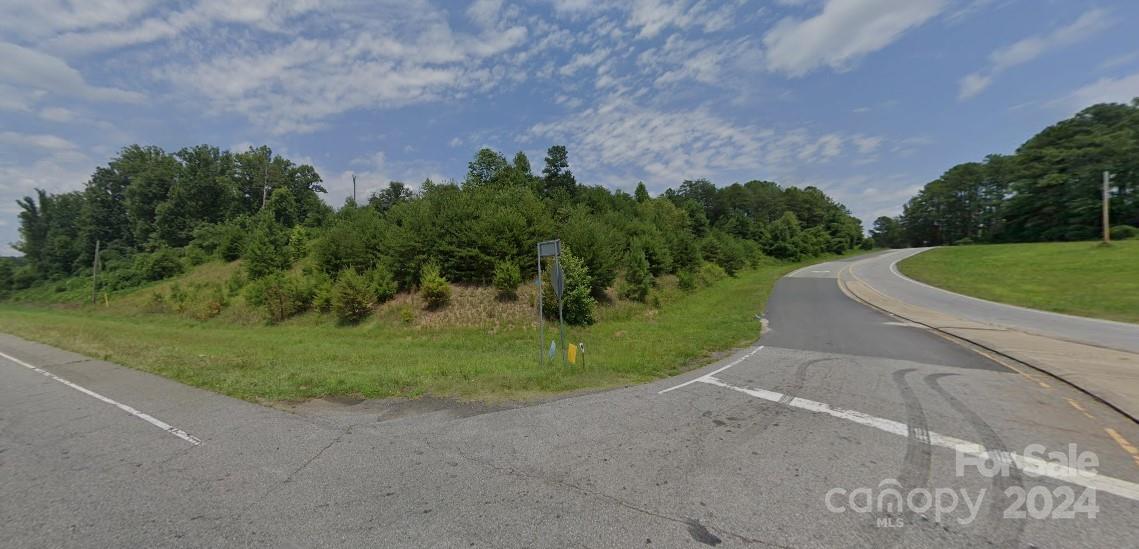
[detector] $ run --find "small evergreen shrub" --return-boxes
[541,246,596,325]
[621,244,652,302]
[1110,225,1138,240]
[677,269,697,291]
[366,265,398,304]
[244,218,290,279]
[695,262,727,287]
[419,262,451,310]
[261,272,316,323]
[493,260,522,300]
[332,269,373,323]
[135,247,184,281]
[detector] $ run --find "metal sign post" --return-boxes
[537,239,561,367]
[554,255,566,367]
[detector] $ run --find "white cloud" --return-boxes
[763,0,945,77]
[0,131,79,151]
[527,97,868,190]
[39,0,322,55]
[158,7,531,134]
[958,8,1111,99]
[1065,72,1139,110]
[638,35,761,87]
[0,42,144,103]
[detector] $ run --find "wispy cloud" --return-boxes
[763,0,945,77]
[1063,71,1139,111]
[958,8,1111,99]
[0,42,144,103]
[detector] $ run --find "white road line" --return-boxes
[658,346,765,394]
[697,376,1139,502]
[0,351,202,446]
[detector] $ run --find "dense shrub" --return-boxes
[288,225,313,262]
[677,269,696,291]
[313,208,386,274]
[366,265,398,304]
[541,246,596,325]
[763,212,804,260]
[1111,225,1138,240]
[493,260,522,300]
[695,262,727,287]
[621,244,652,302]
[419,262,451,309]
[244,219,290,279]
[332,269,373,323]
[953,237,975,246]
[559,207,622,297]
[190,218,249,261]
[135,247,185,281]
[259,272,316,323]
[184,246,209,266]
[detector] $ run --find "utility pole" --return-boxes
[352,174,357,205]
[1103,171,1113,244]
[91,239,100,305]
[260,150,270,209]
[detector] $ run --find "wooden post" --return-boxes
[1103,171,1112,244]
[91,239,100,305]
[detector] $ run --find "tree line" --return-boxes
[872,100,1139,248]
[2,143,867,321]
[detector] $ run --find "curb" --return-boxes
[836,264,1139,426]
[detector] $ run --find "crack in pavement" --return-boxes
[449,444,791,547]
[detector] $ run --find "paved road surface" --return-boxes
[851,248,1139,354]
[3,255,1138,547]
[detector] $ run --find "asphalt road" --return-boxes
[3,254,1139,548]
[853,248,1139,354]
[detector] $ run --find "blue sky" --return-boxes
[2,0,1139,255]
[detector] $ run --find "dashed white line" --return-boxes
[657,345,765,394]
[0,350,202,446]
[694,375,1139,502]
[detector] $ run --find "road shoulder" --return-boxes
[838,254,1139,424]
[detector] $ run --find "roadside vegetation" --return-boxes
[0,252,861,401]
[869,101,1139,248]
[897,241,1139,324]
[0,141,871,401]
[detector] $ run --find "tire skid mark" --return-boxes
[674,355,836,539]
[876,368,933,547]
[926,373,1027,547]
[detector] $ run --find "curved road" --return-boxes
[2,255,1138,547]
[850,248,1139,354]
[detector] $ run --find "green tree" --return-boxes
[541,246,595,326]
[622,242,652,302]
[493,260,522,300]
[243,217,289,279]
[466,148,509,188]
[634,182,650,203]
[332,269,373,323]
[541,145,577,198]
[419,262,451,309]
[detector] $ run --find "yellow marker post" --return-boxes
[567,343,577,365]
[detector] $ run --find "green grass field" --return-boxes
[0,254,857,403]
[898,240,1139,324]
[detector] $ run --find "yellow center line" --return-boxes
[1105,428,1139,469]
[1064,397,1096,420]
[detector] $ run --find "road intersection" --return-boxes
[3,252,1137,547]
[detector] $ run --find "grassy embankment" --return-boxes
[0,253,860,402]
[897,240,1139,324]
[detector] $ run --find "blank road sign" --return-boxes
[538,240,560,257]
